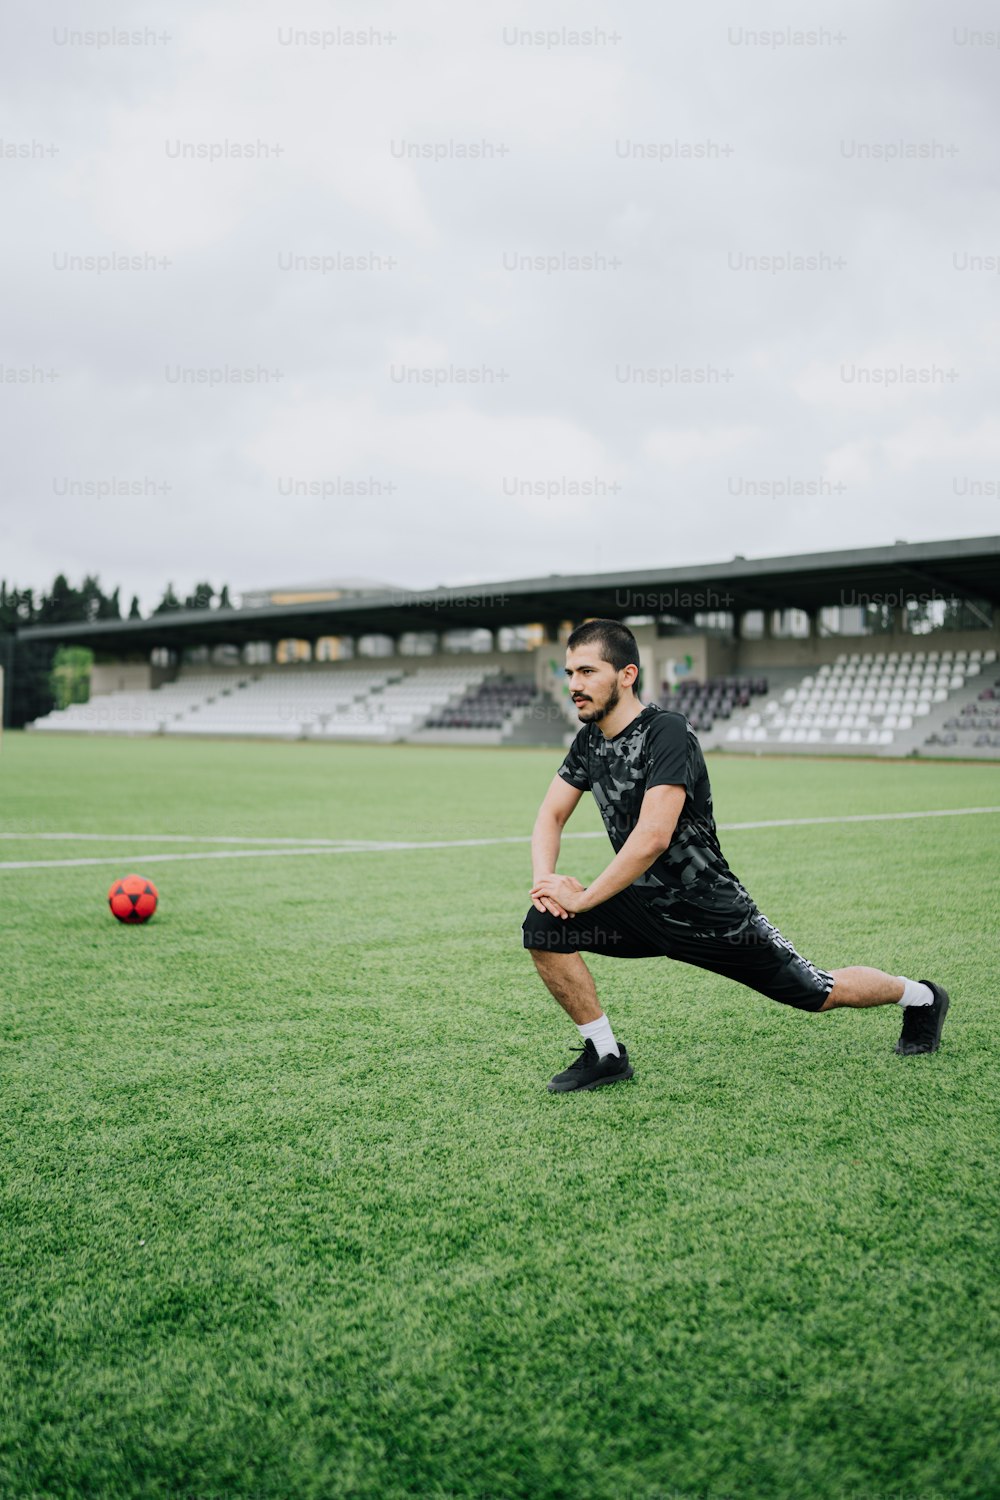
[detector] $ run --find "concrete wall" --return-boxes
[369,647,534,674]
[327,647,535,683]
[534,642,572,700]
[636,630,737,697]
[90,662,154,697]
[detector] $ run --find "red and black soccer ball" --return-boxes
[108,874,159,924]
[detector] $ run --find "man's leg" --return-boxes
[819,967,904,1010]
[522,903,649,1090]
[658,912,950,1056]
[529,948,634,1090]
[529,949,602,1024]
[820,967,950,1054]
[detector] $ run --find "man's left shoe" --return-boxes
[547,1038,634,1093]
[895,980,950,1056]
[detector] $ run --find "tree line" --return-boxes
[0,574,231,728]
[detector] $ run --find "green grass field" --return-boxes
[2,732,999,1500]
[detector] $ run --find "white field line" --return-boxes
[0,832,375,846]
[718,805,1000,831]
[0,806,998,872]
[0,838,535,871]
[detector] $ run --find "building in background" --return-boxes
[239,577,396,663]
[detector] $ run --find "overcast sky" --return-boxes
[3,0,999,612]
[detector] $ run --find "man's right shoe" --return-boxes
[895,980,951,1056]
[547,1038,634,1093]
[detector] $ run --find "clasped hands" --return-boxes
[530,873,590,920]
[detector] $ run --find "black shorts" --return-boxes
[522,887,834,1012]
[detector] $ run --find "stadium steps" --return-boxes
[501,692,577,747]
[555,690,584,732]
[905,672,1000,760]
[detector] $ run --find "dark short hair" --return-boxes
[566,619,640,675]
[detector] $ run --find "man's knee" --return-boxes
[528,940,569,969]
[522,904,566,957]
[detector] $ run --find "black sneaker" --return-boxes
[895,980,950,1056]
[547,1038,634,1093]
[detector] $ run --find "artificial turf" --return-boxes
[2,732,998,1499]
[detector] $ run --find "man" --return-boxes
[523,619,950,1093]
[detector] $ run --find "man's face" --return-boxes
[565,647,625,724]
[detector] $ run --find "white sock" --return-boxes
[577,1013,620,1058]
[897,977,934,1008]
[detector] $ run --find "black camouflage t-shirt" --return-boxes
[558,703,756,936]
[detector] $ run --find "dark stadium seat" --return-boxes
[663,674,767,732]
[426,673,540,733]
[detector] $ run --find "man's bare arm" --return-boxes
[572,783,686,912]
[530,775,583,914]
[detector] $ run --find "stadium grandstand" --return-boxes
[13,535,1000,760]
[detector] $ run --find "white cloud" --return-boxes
[793,342,964,409]
[246,391,611,502]
[644,425,760,466]
[882,415,1000,470]
[823,440,878,486]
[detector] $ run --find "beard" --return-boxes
[574,680,620,724]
